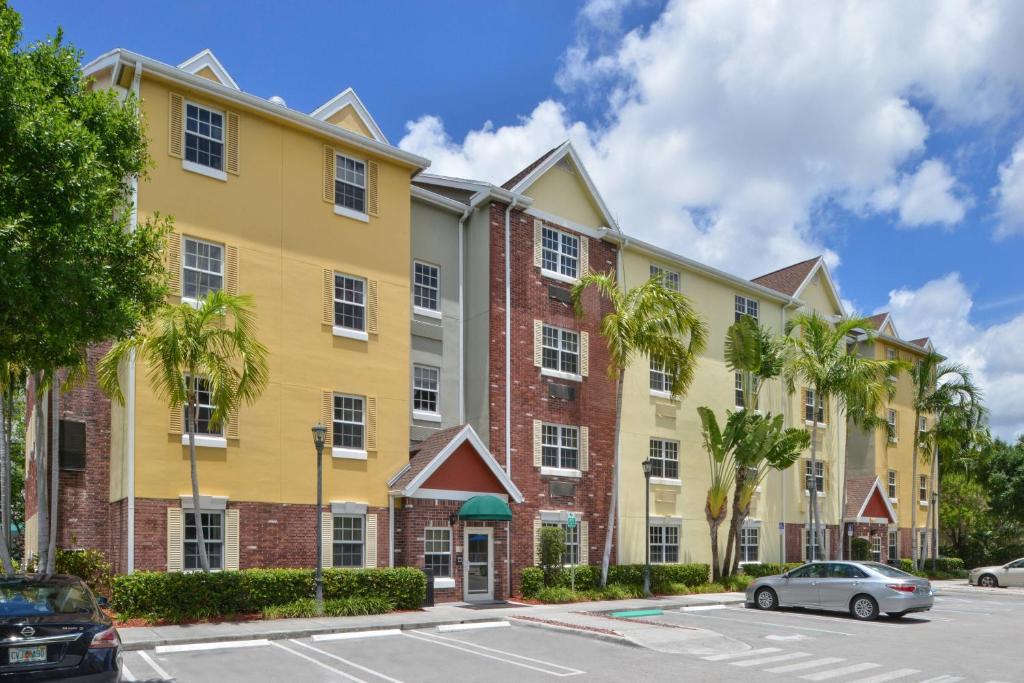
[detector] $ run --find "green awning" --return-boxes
[458,495,512,521]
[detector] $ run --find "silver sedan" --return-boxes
[745,561,934,621]
[968,558,1024,587]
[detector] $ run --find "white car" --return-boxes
[968,558,1024,587]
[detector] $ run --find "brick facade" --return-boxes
[487,203,619,594]
[784,522,841,562]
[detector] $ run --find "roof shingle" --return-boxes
[501,145,561,190]
[751,257,821,296]
[844,475,880,519]
[391,425,468,490]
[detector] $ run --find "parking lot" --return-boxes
[121,589,1022,682]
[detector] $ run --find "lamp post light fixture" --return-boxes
[311,423,327,615]
[641,458,653,597]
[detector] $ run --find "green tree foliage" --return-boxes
[539,526,567,587]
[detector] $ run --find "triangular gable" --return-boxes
[177,49,239,90]
[310,88,388,144]
[792,258,846,317]
[849,477,897,523]
[422,441,506,494]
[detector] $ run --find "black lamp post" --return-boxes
[641,458,653,597]
[311,423,327,615]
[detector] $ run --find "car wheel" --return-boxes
[850,594,879,621]
[755,587,778,610]
[978,574,999,588]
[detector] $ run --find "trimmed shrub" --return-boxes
[558,564,599,590]
[54,549,114,597]
[598,583,644,600]
[850,537,872,561]
[740,562,803,578]
[535,586,578,604]
[520,567,544,598]
[652,563,709,589]
[262,596,393,620]
[539,527,566,587]
[720,574,753,591]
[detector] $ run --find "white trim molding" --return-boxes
[181,434,227,449]
[177,49,240,90]
[332,447,368,460]
[310,88,389,143]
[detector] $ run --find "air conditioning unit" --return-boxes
[548,382,576,401]
[550,482,576,499]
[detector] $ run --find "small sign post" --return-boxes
[567,513,578,592]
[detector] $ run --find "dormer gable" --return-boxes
[310,88,388,144]
[177,49,239,90]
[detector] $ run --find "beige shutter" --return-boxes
[580,520,589,565]
[168,93,184,158]
[579,235,589,276]
[365,514,378,568]
[225,509,240,570]
[800,528,807,562]
[225,245,239,295]
[225,111,240,175]
[367,279,379,334]
[367,160,379,216]
[169,404,183,435]
[322,145,336,203]
[580,331,589,377]
[167,508,184,572]
[533,220,543,267]
[226,405,239,441]
[166,232,182,296]
[321,390,334,447]
[321,513,333,569]
[533,517,542,566]
[322,269,335,326]
[365,396,378,451]
[533,420,542,467]
[533,320,543,367]
[579,426,589,471]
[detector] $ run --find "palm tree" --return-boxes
[99,291,268,572]
[571,271,707,587]
[782,312,902,561]
[698,407,738,582]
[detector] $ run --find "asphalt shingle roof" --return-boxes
[501,145,561,190]
[391,425,468,491]
[751,256,821,296]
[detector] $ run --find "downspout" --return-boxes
[503,198,519,475]
[614,236,628,565]
[126,60,142,573]
[457,205,472,425]
[779,300,795,564]
[388,494,395,567]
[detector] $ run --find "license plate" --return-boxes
[9,645,46,664]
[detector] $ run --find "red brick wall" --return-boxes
[487,204,619,593]
[784,523,840,562]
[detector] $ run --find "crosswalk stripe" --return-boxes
[801,663,882,680]
[847,669,920,683]
[918,677,964,683]
[702,647,782,662]
[732,652,813,667]
[764,657,846,674]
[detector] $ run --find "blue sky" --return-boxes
[13,1,1024,436]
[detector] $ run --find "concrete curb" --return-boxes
[511,616,640,648]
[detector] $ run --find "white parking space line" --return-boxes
[734,609,909,629]
[764,656,845,673]
[137,651,174,681]
[673,611,855,636]
[731,652,813,667]
[406,631,584,677]
[289,639,404,683]
[436,621,511,632]
[918,676,965,682]
[800,662,881,680]
[312,629,403,642]
[846,669,920,682]
[155,638,270,654]
[702,647,782,661]
[270,641,367,683]
[121,664,137,682]
[679,604,729,611]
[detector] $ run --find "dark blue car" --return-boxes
[0,575,120,681]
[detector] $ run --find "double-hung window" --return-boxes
[184,511,224,570]
[335,154,366,215]
[919,475,928,504]
[649,264,680,291]
[542,325,580,377]
[333,394,365,450]
[888,470,898,499]
[182,237,224,303]
[649,525,680,563]
[424,528,451,578]
[334,274,366,335]
[734,372,746,408]
[887,409,898,441]
[541,226,579,280]
[413,365,440,416]
[804,528,823,561]
[805,460,824,493]
[541,522,580,565]
[541,424,579,470]
[804,389,825,423]
[888,529,899,561]
[184,376,220,436]
[871,536,882,562]
[413,261,440,313]
[649,438,679,480]
[735,295,758,322]
[740,525,759,563]
[185,103,224,172]
[650,359,671,394]
[333,515,364,567]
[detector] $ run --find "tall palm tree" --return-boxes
[571,271,707,587]
[698,407,738,582]
[783,312,902,561]
[99,291,268,572]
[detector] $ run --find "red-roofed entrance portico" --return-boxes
[844,476,898,563]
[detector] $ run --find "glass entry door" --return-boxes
[464,528,493,601]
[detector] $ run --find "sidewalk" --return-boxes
[931,579,1024,596]
[117,591,746,651]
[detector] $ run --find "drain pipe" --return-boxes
[614,235,628,565]
[388,494,395,567]
[126,60,143,573]
[457,205,472,424]
[503,197,519,475]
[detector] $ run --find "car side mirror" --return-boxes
[96,596,109,608]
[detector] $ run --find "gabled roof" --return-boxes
[310,88,388,144]
[501,146,560,190]
[865,313,890,331]
[753,256,845,316]
[844,476,897,523]
[910,337,935,352]
[865,312,900,338]
[177,49,239,90]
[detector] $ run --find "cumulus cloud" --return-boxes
[994,136,1024,239]
[870,159,968,227]
[882,273,1024,439]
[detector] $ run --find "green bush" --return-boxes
[558,564,599,589]
[262,596,393,620]
[850,537,872,561]
[689,582,727,594]
[520,567,544,598]
[539,527,566,587]
[597,583,644,600]
[740,562,803,578]
[720,574,753,591]
[53,549,113,597]
[897,557,966,579]
[652,563,709,589]
[535,586,579,604]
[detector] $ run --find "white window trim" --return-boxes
[413,306,442,320]
[540,225,581,281]
[540,466,582,479]
[181,236,225,305]
[649,264,681,291]
[333,204,369,222]
[181,434,227,449]
[332,513,366,568]
[540,367,582,383]
[332,326,369,341]
[649,389,672,400]
[649,438,680,480]
[424,527,452,581]
[333,273,368,337]
[413,261,441,313]
[182,100,227,180]
[803,490,826,498]
[182,160,227,181]
[412,410,442,423]
[648,524,681,564]
[412,364,440,417]
[890,497,899,504]
[541,324,581,378]
[541,424,581,471]
[333,393,366,452]
[734,294,759,321]
[334,152,369,222]
[650,477,682,487]
[332,447,368,460]
[540,269,579,285]
[183,508,225,572]
[804,420,828,429]
[433,577,456,589]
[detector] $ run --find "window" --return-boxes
[650,359,671,393]
[649,264,680,291]
[918,416,927,434]
[919,530,928,557]
[184,511,223,570]
[871,536,882,562]
[649,438,679,479]
[919,475,928,504]
[805,460,824,493]
[735,372,745,408]
[413,262,440,312]
[184,377,220,436]
[649,525,680,563]
[182,237,224,302]
[740,526,759,563]
[333,515,364,567]
[541,424,579,470]
[888,529,898,561]
[424,528,451,578]
[804,389,825,423]
[735,295,759,322]
[542,522,580,564]
[413,365,440,415]
[333,394,365,450]
[886,348,897,361]
[185,103,224,171]
[334,274,366,332]
[887,409,898,441]
[541,226,579,279]
[804,529,824,562]
[888,470,898,499]
[788,563,827,579]
[542,325,580,376]
[335,154,366,214]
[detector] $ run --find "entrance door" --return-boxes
[464,528,493,602]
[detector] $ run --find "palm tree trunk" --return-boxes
[0,388,14,576]
[46,376,59,575]
[729,502,752,577]
[722,470,746,578]
[929,442,939,568]
[839,433,849,561]
[599,375,624,589]
[809,388,821,561]
[34,375,49,572]
[186,377,211,573]
[707,505,724,583]
[910,408,920,569]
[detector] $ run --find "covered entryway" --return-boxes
[458,495,513,602]
[843,476,898,562]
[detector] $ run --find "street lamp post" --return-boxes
[641,458,653,597]
[311,423,327,616]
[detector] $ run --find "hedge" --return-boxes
[898,557,965,577]
[112,568,425,622]
[740,562,804,578]
[519,563,709,598]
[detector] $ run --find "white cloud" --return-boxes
[400,0,1024,278]
[882,273,1024,439]
[994,136,1024,239]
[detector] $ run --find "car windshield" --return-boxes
[0,579,94,617]
[861,562,917,579]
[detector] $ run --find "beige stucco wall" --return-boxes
[526,163,607,229]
